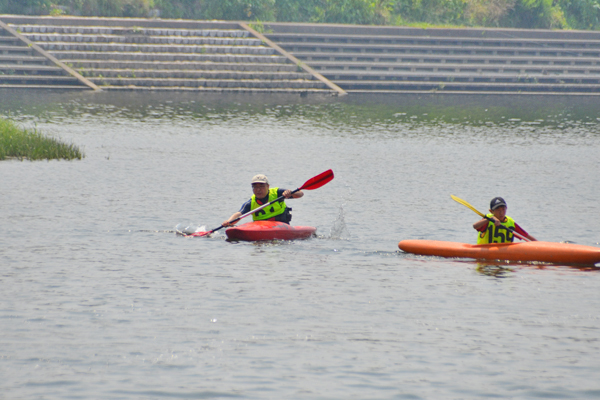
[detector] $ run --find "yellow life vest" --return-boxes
[477,214,516,244]
[251,188,287,221]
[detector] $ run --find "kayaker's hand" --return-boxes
[222,220,235,227]
[492,217,501,226]
[283,190,292,198]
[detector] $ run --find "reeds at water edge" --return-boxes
[0,118,83,161]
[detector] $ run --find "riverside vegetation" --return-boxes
[1,0,600,31]
[0,118,83,160]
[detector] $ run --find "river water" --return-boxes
[1,90,599,399]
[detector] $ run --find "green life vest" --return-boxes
[477,214,516,244]
[251,187,287,221]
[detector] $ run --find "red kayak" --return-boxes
[225,221,316,241]
[399,240,600,265]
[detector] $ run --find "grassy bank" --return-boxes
[0,118,83,161]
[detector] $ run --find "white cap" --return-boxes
[251,174,269,184]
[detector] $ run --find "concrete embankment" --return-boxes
[3,15,600,95]
[0,16,337,94]
[264,22,600,95]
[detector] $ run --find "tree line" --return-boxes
[1,0,599,30]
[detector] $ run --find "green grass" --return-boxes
[0,118,84,161]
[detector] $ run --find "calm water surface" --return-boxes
[1,90,599,399]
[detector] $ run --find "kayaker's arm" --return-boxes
[514,224,537,241]
[474,214,506,231]
[223,212,242,227]
[283,189,303,199]
[473,217,496,231]
[473,219,486,231]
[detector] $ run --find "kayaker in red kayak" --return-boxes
[222,174,304,227]
[472,197,537,243]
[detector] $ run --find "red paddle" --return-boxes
[190,169,334,237]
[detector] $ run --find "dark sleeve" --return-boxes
[239,199,252,214]
[277,188,286,197]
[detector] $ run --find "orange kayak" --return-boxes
[226,221,316,242]
[398,240,600,265]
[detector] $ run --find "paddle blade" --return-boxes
[451,194,485,217]
[189,230,212,237]
[300,169,334,191]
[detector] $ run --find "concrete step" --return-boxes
[11,25,250,38]
[65,60,298,72]
[88,77,327,89]
[79,68,314,80]
[0,55,49,65]
[309,57,600,69]
[0,83,91,89]
[0,63,65,74]
[54,51,288,63]
[0,36,21,44]
[265,22,600,41]
[314,62,600,74]
[37,42,276,55]
[21,33,262,46]
[323,70,600,84]
[336,79,600,92]
[267,33,600,49]
[104,86,332,93]
[280,42,600,58]
[0,74,81,83]
[0,45,35,55]
[293,51,600,65]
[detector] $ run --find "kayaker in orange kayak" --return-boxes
[472,197,537,243]
[222,174,304,227]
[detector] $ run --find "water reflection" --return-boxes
[475,260,600,277]
[3,89,600,132]
[475,262,516,278]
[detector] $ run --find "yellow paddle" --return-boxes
[450,195,486,218]
[450,195,529,242]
